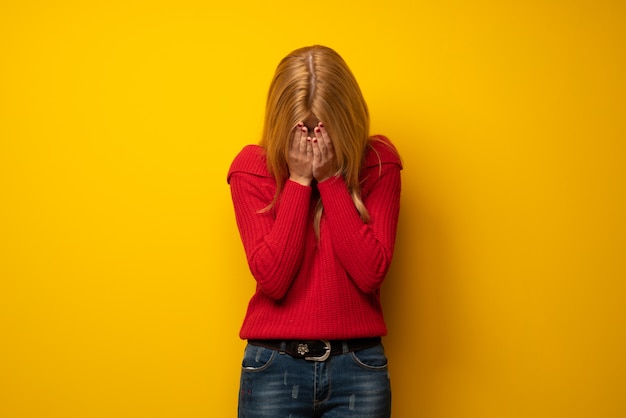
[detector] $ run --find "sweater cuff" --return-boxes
[317,176,363,230]
[282,179,312,206]
[273,179,312,234]
[286,178,312,190]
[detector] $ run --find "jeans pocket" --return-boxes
[350,344,389,370]
[241,344,277,372]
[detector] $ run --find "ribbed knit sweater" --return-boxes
[227,135,402,340]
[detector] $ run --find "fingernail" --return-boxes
[319,122,324,127]
[313,139,318,143]
[302,127,307,132]
[314,127,320,133]
[297,122,303,127]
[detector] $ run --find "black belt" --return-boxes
[248,337,381,361]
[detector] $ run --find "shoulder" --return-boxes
[227,145,272,184]
[363,135,403,169]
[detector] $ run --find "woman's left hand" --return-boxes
[311,123,339,182]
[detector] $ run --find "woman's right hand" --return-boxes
[287,123,313,186]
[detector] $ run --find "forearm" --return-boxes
[317,169,401,293]
[231,178,311,299]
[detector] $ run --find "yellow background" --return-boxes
[1,1,625,417]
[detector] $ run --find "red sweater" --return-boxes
[227,136,402,340]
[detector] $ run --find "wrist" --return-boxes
[315,172,341,184]
[289,175,312,186]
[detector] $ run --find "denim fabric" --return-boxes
[238,342,391,417]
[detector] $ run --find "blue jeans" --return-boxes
[238,342,391,417]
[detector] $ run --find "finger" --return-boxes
[316,126,334,163]
[311,135,321,163]
[313,126,327,156]
[291,123,302,150]
[296,125,308,155]
[306,135,314,160]
[293,126,306,156]
[318,122,333,150]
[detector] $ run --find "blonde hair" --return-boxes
[260,45,371,236]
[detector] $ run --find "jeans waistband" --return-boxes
[248,337,381,361]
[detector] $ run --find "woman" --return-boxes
[227,45,402,417]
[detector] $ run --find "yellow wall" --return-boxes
[1,1,624,417]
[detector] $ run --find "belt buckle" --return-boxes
[304,340,331,361]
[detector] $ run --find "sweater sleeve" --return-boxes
[316,138,402,294]
[228,147,312,300]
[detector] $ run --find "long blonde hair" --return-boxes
[260,45,371,235]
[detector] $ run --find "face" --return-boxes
[303,115,321,134]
